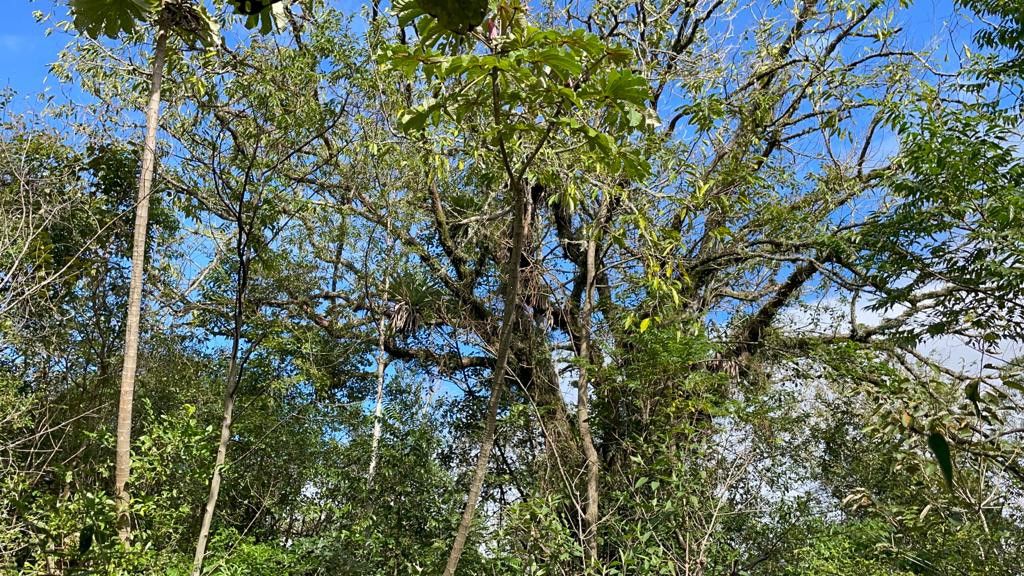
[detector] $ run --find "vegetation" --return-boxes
[1,0,1023,574]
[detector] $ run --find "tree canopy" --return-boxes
[2,0,1023,574]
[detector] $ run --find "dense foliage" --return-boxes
[2,0,1023,574]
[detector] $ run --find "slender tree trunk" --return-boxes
[368,206,395,484]
[191,353,241,576]
[443,181,530,576]
[577,236,600,563]
[114,25,167,544]
[367,280,390,483]
[193,197,253,576]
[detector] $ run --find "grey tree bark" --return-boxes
[367,279,390,483]
[577,234,600,562]
[114,25,168,544]
[442,179,530,576]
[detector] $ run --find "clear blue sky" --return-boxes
[0,1,67,98]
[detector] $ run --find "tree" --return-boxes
[958,0,1024,77]
[67,0,220,544]
[3,0,1024,573]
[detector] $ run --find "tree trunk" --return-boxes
[367,285,390,483]
[192,193,253,575]
[443,180,531,576]
[114,25,167,545]
[191,352,240,575]
[577,236,600,563]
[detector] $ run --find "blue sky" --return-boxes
[0,0,973,101]
[0,1,67,98]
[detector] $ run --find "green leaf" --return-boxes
[398,100,437,133]
[965,380,981,403]
[534,47,583,78]
[927,431,954,490]
[259,8,274,34]
[417,0,487,34]
[604,70,650,105]
[70,0,157,39]
[393,0,427,27]
[231,0,289,33]
[229,0,285,16]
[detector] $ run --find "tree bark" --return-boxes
[577,236,600,563]
[191,355,241,576]
[192,191,253,576]
[367,280,390,483]
[114,25,167,545]
[442,180,531,576]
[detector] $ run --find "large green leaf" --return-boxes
[232,0,288,33]
[418,0,487,34]
[70,0,221,46]
[927,432,954,490]
[230,0,286,15]
[70,0,158,39]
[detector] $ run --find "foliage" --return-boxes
[2,0,1023,574]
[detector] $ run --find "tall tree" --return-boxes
[67,0,220,543]
[4,0,1024,573]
